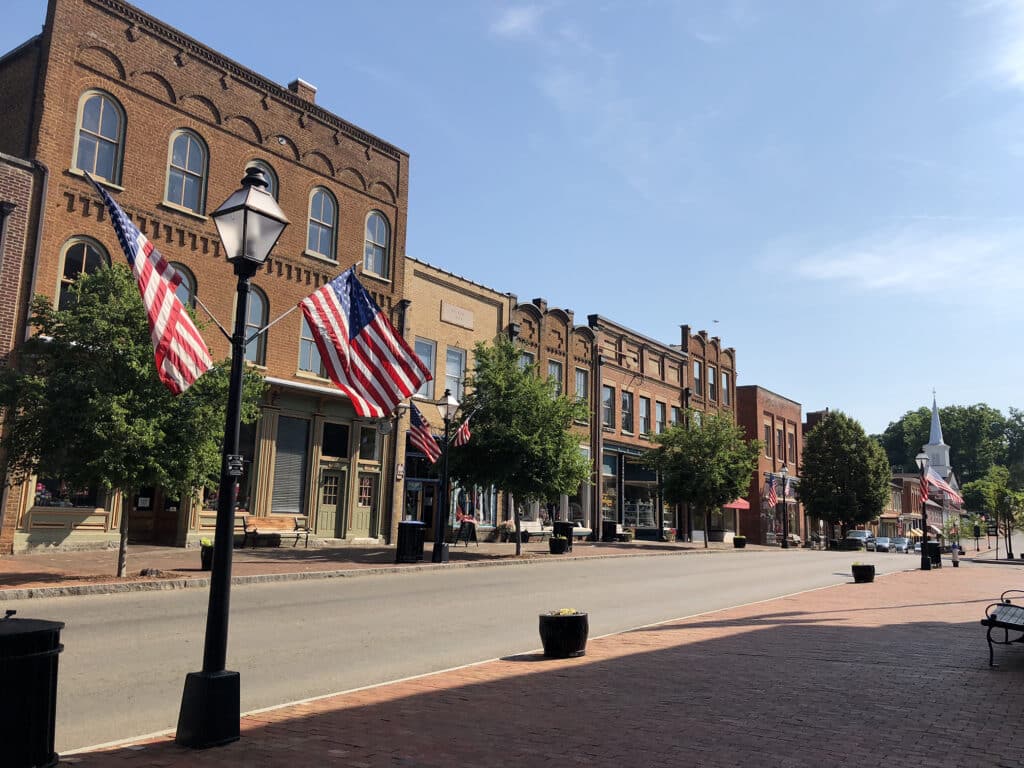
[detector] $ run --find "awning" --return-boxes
[928,524,942,536]
[909,528,923,536]
[723,498,750,510]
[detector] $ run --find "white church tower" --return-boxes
[922,393,958,489]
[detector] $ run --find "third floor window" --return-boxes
[75,91,124,184]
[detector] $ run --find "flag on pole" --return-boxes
[299,268,431,417]
[766,475,778,506]
[925,467,963,505]
[408,402,441,462]
[85,174,213,394]
[920,472,929,503]
[453,416,471,447]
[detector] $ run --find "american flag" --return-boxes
[85,174,213,394]
[926,467,963,505]
[409,402,441,462]
[300,268,431,418]
[453,416,471,447]
[766,475,778,506]
[920,472,929,503]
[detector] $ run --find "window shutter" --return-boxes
[271,416,309,514]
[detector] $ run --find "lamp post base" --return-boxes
[176,670,240,748]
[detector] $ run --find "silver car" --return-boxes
[873,536,895,553]
[892,537,910,553]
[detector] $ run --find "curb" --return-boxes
[0,546,753,600]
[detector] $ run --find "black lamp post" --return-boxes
[432,389,460,563]
[916,451,931,571]
[680,386,692,542]
[779,464,790,549]
[176,168,289,748]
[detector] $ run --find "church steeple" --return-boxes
[923,391,952,483]
[928,392,944,446]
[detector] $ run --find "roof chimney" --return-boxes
[287,78,317,103]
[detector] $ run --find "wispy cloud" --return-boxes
[491,5,546,39]
[786,224,1024,299]
[970,0,1024,89]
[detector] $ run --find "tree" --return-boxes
[645,411,760,549]
[800,410,891,536]
[962,465,1022,559]
[878,403,1008,483]
[445,337,591,555]
[0,266,264,575]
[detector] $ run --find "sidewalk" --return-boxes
[54,559,1024,767]
[0,538,752,598]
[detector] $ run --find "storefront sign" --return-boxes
[441,301,474,330]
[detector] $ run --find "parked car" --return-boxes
[892,537,910,553]
[845,530,872,550]
[873,536,895,553]
[913,542,923,554]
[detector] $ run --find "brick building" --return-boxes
[0,0,411,551]
[400,258,516,542]
[736,385,803,545]
[511,299,595,527]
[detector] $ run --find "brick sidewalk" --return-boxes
[58,561,1024,767]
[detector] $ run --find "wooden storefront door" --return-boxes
[316,469,346,538]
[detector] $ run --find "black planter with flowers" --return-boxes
[549,536,569,555]
[539,610,589,658]
[851,564,875,583]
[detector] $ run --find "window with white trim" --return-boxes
[363,211,390,277]
[307,187,337,259]
[165,130,207,213]
[414,338,436,399]
[74,90,124,184]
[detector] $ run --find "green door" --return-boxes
[316,469,345,537]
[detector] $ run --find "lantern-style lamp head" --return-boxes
[915,452,929,473]
[212,167,289,266]
[780,464,788,481]
[442,389,460,420]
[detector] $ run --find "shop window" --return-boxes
[359,427,380,461]
[322,423,350,458]
[34,477,100,508]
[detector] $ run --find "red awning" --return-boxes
[723,498,750,510]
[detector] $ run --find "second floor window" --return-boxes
[299,317,324,375]
[671,406,681,427]
[722,371,731,405]
[764,425,772,457]
[655,402,666,434]
[708,366,717,401]
[547,360,563,396]
[788,432,796,464]
[244,286,268,365]
[165,130,207,213]
[777,427,785,461]
[602,385,615,427]
[307,187,337,259]
[446,347,466,400]
[169,262,197,309]
[693,361,703,398]
[639,397,651,434]
[246,159,278,199]
[575,368,589,405]
[621,391,634,433]
[414,338,435,399]
[518,351,534,370]
[75,91,124,184]
[364,211,390,277]
[59,237,109,310]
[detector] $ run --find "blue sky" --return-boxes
[3,0,1023,435]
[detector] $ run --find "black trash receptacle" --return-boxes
[928,541,942,567]
[553,521,575,552]
[395,520,426,563]
[602,520,618,543]
[0,612,65,768]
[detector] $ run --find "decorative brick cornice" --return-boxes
[85,0,407,161]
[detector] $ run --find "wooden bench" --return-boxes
[241,514,311,548]
[981,590,1024,666]
[517,519,550,543]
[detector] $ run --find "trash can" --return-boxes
[395,520,426,563]
[927,541,942,568]
[553,521,575,552]
[0,612,65,768]
[602,520,618,543]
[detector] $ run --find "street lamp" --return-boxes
[177,168,289,749]
[433,388,460,563]
[916,451,931,572]
[779,463,790,549]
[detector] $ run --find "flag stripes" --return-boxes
[409,403,441,462]
[86,174,213,394]
[453,416,471,447]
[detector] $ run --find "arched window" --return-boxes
[169,262,196,308]
[245,159,278,199]
[74,91,125,184]
[363,211,390,277]
[306,187,336,260]
[244,286,268,365]
[165,130,208,214]
[58,237,110,310]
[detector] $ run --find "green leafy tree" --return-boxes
[962,465,1022,558]
[878,404,1008,482]
[645,411,760,549]
[800,410,891,536]
[446,337,590,555]
[0,266,264,575]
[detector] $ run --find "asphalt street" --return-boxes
[33,548,915,751]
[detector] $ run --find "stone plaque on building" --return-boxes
[441,301,474,330]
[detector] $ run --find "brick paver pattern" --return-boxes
[49,560,1024,767]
